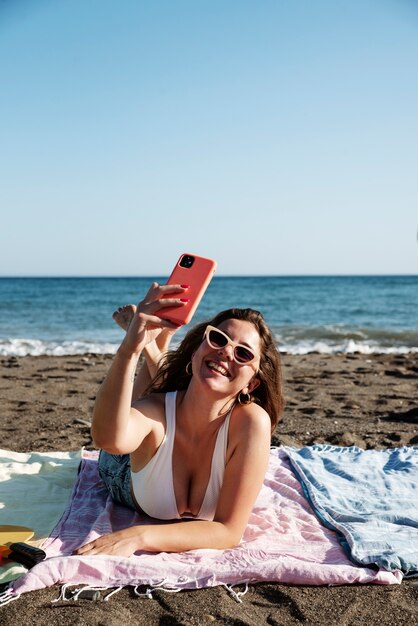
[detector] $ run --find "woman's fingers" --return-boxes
[136,298,186,321]
[139,313,180,329]
[141,282,188,304]
[136,283,188,317]
[74,540,95,555]
[151,297,187,308]
[73,530,140,557]
[118,282,187,350]
[74,535,114,555]
[158,283,188,294]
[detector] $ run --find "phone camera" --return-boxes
[179,255,195,269]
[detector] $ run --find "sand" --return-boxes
[0,352,417,626]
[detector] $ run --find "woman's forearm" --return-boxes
[76,519,242,557]
[91,347,140,450]
[139,519,241,552]
[131,356,152,401]
[131,342,161,400]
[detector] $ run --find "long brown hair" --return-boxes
[147,309,285,432]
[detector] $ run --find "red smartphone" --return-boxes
[156,253,217,326]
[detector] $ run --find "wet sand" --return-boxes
[0,352,417,625]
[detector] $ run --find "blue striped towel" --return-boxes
[285,445,418,574]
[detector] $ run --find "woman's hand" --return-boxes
[74,527,145,557]
[120,282,187,356]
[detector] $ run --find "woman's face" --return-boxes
[192,318,261,396]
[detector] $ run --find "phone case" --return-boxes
[156,253,217,326]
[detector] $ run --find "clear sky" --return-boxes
[1,0,417,276]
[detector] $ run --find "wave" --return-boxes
[1,330,417,358]
[0,338,119,357]
[278,340,418,355]
[273,324,418,355]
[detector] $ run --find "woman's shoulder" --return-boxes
[225,402,271,465]
[229,401,271,439]
[131,392,167,420]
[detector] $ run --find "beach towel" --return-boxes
[285,445,418,574]
[0,449,81,585]
[3,447,400,604]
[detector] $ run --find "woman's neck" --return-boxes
[176,382,236,434]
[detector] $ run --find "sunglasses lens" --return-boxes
[208,329,228,348]
[234,346,254,363]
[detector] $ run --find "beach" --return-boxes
[1,352,417,625]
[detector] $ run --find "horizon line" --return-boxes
[0,273,417,279]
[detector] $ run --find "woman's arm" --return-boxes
[131,328,177,401]
[91,283,186,453]
[91,348,146,453]
[74,519,240,557]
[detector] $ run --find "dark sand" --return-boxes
[0,352,417,626]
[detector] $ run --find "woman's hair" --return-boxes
[147,308,285,432]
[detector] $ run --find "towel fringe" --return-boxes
[72,585,117,601]
[52,583,122,603]
[132,578,182,599]
[153,585,182,594]
[104,586,124,601]
[133,585,154,599]
[222,582,249,603]
[150,578,182,594]
[52,582,79,602]
[0,587,21,607]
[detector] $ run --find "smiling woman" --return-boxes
[148,307,284,431]
[75,282,284,558]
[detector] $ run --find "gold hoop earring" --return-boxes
[238,392,252,405]
[186,361,193,376]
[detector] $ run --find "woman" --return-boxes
[75,282,284,557]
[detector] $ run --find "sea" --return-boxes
[0,276,417,356]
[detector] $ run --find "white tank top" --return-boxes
[130,391,231,520]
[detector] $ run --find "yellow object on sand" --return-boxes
[0,525,34,544]
[0,525,34,558]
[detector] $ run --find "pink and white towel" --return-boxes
[8,448,401,600]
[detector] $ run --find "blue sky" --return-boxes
[1,0,417,276]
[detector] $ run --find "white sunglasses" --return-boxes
[204,325,257,364]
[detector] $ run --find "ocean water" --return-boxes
[0,276,417,356]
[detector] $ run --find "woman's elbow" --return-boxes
[91,433,115,453]
[91,425,108,450]
[222,534,242,550]
[91,428,127,454]
[214,522,244,549]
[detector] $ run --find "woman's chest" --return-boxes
[172,431,220,517]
